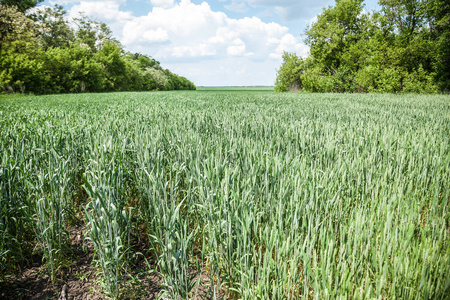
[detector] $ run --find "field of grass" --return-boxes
[196,86,274,91]
[1,91,449,299]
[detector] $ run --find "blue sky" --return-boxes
[43,0,380,86]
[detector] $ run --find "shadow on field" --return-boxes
[0,224,222,300]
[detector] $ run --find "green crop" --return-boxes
[31,149,72,282]
[0,91,449,299]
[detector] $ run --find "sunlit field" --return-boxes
[1,91,449,299]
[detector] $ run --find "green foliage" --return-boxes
[276,0,449,93]
[30,5,74,50]
[428,0,450,91]
[0,4,37,52]
[42,45,104,93]
[94,42,127,91]
[300,66,332,92]
[122,58,145,91]
[0,134,34,274]
[403,65,439,93]
[83,155,131,299]
[1,91,449,298]
[0,0,43,12]
[73,14,117,52]
[31,151,72,283]
[354,65,379,92]
[0,51,45,93]
[131,52,161,70]
[0,6,45,94]
[0,4,195,94]
[375,67,405,93]
[274,52,305,92]
[305,0,370,70]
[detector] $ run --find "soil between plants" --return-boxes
[0,225,220,300]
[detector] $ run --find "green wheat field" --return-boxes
[1,91,449,299]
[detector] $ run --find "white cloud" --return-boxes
[150,0,175,9]
[226,39,246,56]
[269,33,309,59]
[143,28,169,42]
[66,0,308,86]
[68,1,133,22]
[172,44,217,57]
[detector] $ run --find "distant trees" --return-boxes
[274,52,305,92]
[275,0,449,93]
[0,5,43,93]
[31,5,74,50]
[0,4,196,94]
[0,0,42,12]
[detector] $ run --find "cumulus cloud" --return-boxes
[172,44,217,57]
[226,39,246,56]
[150,0,175,9]
[66,0,309,85]
[122,26,170,44]
[269,34,309,59]
[68,1,133,22]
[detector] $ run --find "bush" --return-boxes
[0,6,196,95]
[43,45,104,93]
[374,67,404,93]
[354,65,379,93]
[300,67,334,93]
[330,66,356,92]
[274,52,304,92]
[403,65,439,94]
[0,52,46,94]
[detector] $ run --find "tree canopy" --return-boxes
[0,4,196,94]
[275,0,449,93]
[0,0,42,12]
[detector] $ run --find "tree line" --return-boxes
[275,0,449,93]
[0,2,196,94]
